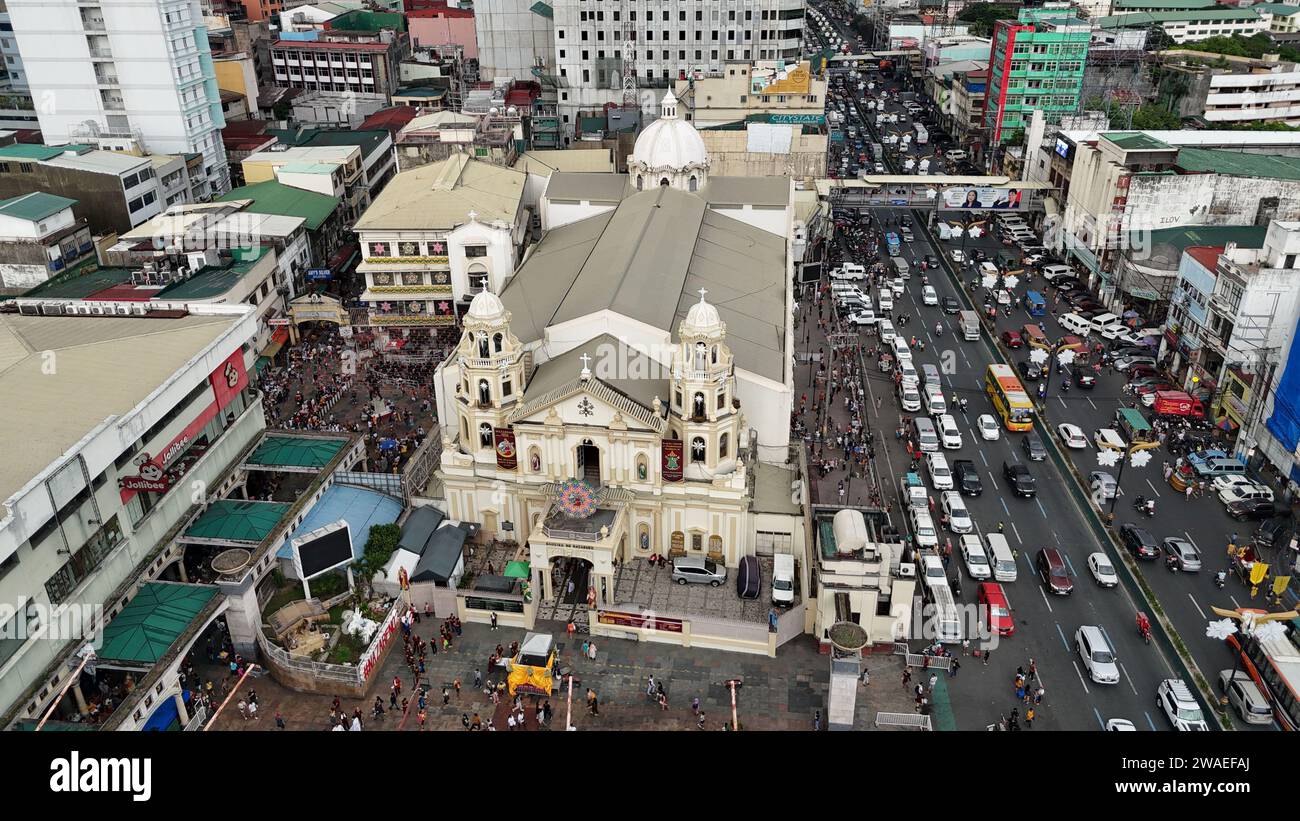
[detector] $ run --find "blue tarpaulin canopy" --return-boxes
[142,688,191,732]
[1266,317,1300,476]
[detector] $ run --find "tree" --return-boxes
[353,523,402,603]
[1130,104,1181,130]
[957,4,1017,38]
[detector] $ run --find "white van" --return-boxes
[890,335,912,361]
[878,319,897,344]
[939,414,962,449]
[1088,312,1121,334]
[1058,312,1091,336]
[985,533,1018,582]
[923,384,947,416]
[922,363,942,389]
[1042,264,1071,280]
[945,149,967,163]
[772,554,795,606]
[1094,427,1127,451]
[832,262,866,281]
[899,384,921,412]
[913,416,940,452]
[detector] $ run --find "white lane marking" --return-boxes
[1144,712,1157,731]
[1054,622,1071,650]
[1010,521,1023,545]
[1146,479,1161,498]
[1188,593,1207,620]
[1035,498,1048,519]
[1120,663,1139,696]
[979,450,988,467]
[1038,585,1054,613]
[1087,397,1097,410]
[1071,661,1091,694]
[1093,706,1104,727]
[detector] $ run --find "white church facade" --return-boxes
[432,90,803,613]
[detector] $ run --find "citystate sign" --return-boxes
[768,113,824,125]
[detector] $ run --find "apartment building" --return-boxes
[1159,50,1300,127]
[984,6,1090,145]
[0,192,94,289]
[269,36,406,102]
[0,143,164,234]
[1093,7,1270,44]
[8,0,231,196]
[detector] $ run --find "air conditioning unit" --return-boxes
[90,306,105,315]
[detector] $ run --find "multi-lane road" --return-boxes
[817,41,1274,730]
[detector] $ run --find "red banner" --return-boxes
[661,439,683,482]
[118,350,250,503]
[494,427,517,470]
[598,610,683,633]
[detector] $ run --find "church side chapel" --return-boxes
[434,90,799,612]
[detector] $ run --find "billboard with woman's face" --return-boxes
[942,187,1022,210]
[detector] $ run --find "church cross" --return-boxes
[579,353,592,371]
[698,287,708,303]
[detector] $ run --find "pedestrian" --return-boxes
[587,641,597,660]
[442,687,450,705]
[647,676,657,699]
[813,710,821,731]
[461,713,470,730]
[474,669,482,689]
[902,668,912,687]
[490,611,498,631]
[692,696,700,714]
[581,639,590,657]
[658,692,668,711]
[949,659,961,678]
[237,699,248,720]
[248,700,258,720]
[507,713,517,731]
[1035,687,1045,705]
[1025,706,1035,727]
[453,677,461,697]
[928,673,937,692]
[1015,684,1025,702]
[697,711,707,730]
[1027,658,1037,683]
[961,638,970,656]
[275,711,285,730]
[417,708,427,730]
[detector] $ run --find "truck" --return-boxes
[914,123,928,145]
[1152,390,1205,419]
[959,310,979,341]
[885,232,901,256]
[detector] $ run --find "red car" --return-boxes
[1001,330,1024,348]
[1036,547,1074,596]
[978,582,1015,637]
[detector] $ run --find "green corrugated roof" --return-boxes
[1254,3,1300,15]
[0,191,77,222]
[22,266,133,299]
[97,583,217,664]
[1174,147,1300,180]
[1096,7,1262,26]
[1114,0,1218,8]
[301,128,388,159]
[245,435,347,469]
[184,499,291,543]
[328,9,406,32]
[154,245,269,300]
[530,1,554,19]
[394,86,446,98]
[1105,131,1174,151]
[1149,223,1269,253]
[0,143,64,161]
[216,179,340,231]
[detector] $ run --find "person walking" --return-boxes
[902,668,912,687]
[928,673,938,692]
[647,676,657,699]
[1027,658,1037,683]
[692,696,701,715]
[474,669,482,689]
[275,710,286,730]
[248,699,259,721]
[490,611,498,631]
[566,620,576,641]
[961,639,970,656]
[697,711,707,730]
[237,699,248,721]
[949,659,961,678]
[1025,706,1035,728]
[658,691,668,711]
[813,710,821,731]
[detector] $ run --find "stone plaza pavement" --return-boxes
[209,620,914,731]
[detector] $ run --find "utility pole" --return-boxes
[621,0,638,110]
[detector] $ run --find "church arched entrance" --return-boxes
[577,439,601,486]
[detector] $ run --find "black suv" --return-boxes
[954,459,983,496]
[1119,523,1160,560]
[1003,462,1037,497]
[1228,498,1280,521]
[941,296,961,315]
[1021,435,1047,462]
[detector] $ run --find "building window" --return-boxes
[465,245,488,258]
[691,436,706,463]
[479,423,493,447]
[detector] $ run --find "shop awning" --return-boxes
[142,689,191,732]
[182,499,291,543]
[98,583,218,665]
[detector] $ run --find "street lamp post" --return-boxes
[1098,445,1153,520]
[1034,341,1076,411]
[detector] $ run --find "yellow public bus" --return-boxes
[985,364,1034,432]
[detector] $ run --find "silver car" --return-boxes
[1088,471,1117,501]
[1163,537,1201,572]
[672,556,727,587]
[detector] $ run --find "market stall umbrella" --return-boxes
[379,438,399,451]
[1218,418,1239,431]
[504,561,530,580]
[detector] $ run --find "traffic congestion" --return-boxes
[806,3,1291,732]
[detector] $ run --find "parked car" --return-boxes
[1087,552,1118,587]
[1227,497,1280,521]
[1119,523,1160,560]
[1218,669,1273,726]
[978,583,1015,637]
[1219,482,1274,506]
[672,556,727,586]
[1003,462,1037,497]
[1114,355,1157,372]
[1162,536,1201,571]
[1036,547,1074,595]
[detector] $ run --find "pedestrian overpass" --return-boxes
[813,177,1057,213]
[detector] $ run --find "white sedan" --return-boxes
[1057,423,1088,449]
[1087,552,1118,588]
[1105,719,1137,731]
[977,414,1000,441]
[1211,474,1257,496]
[847,310,877,326]
[950,249,967,264]
[921,285,939,306]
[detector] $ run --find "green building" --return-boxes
[984,7,1091,146]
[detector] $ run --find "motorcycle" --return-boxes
[1136,611,1152,645]
[1133,495,1156,517]
[1060,380,1069,393]
[935,322,943,337]
[1165,552,1179,573]
[1214,570,1227,590]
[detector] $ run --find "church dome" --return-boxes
[681,287,722,336]
[631,90,708,173]
[466,289,505,320]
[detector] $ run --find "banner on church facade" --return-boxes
[494,427,518,470]
[661,439,684,482]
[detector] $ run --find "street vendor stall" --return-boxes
[507,632,556,696]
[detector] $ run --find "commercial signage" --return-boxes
[941,187,1022,210]
[494,427,517,470]
[306,268,332,281]
[661,439,683,482]
[268,317,292,327]
[598,610,684,633]
[768,113,825,125]
[118,350,249,503]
